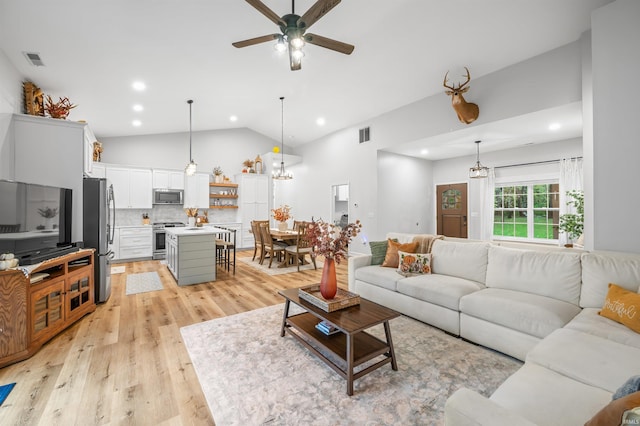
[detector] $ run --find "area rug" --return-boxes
[239,256,323,276]
[180,304,522,425]
[125,272,163,295]
[0,383,16,406]
[111,265,125,274]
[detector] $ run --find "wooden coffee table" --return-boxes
[278,287,400,395]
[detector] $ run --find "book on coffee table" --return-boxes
[315,320,340,335]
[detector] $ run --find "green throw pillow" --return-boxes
[370,239,396,265]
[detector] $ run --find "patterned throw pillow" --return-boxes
[599,283,640,333]
[381,240,418,268]
[397,251,432,277]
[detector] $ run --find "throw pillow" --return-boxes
[381,239,418,268]
[397,251,432,276]
[369,239,396,265]
[599,283,640,333]
[584,391,640,426]
[614,375,640,400]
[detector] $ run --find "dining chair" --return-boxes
[284,221,317,271]
[259,222,287,268]
[250,220,264,261]
[215,226,236,274]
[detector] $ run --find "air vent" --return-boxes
[23,52,45,67]
[359,127,370,143]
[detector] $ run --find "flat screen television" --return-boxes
[0,179,73,260]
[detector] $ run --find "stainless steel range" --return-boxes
[152,222,185,259]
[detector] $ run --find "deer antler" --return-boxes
[443,71,455,90]
[458,67,472,90]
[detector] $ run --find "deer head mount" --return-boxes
[443,67,479,125]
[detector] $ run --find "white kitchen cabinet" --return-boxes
[236,174,269,248]
[91,163,106,178]
[107,166,152,209]
[165,228,216,285]
[9,114,85,242]
[83,124,98,177]
[152,169,184,190]
[184,172,209,209]
[117,226,152,260]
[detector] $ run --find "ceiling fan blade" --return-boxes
[289,48,302,71]
[304,33,354,55]
[245,0,285,26]
[232,34,280,48]
[297,0,341,29]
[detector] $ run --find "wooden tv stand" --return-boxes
[0,249,96,368]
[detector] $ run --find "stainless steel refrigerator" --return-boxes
[83,177,115,303]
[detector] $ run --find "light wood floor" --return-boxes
[0,249,348,425]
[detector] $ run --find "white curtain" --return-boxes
[559,158,583,246]
[480,167,496,241]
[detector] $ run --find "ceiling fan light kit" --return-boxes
[233,0,354,71]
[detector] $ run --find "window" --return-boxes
[493,182,560,242]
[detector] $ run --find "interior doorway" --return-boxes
[436,183,468,238]
[331,184,349,227]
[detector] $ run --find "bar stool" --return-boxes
[215,226,236,274]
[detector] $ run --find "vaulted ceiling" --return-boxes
[0,0,612,157]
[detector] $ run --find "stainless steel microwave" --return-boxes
[153,188,184,205]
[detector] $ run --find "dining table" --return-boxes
[268,228,303,268]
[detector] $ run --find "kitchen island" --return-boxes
[165,227,227,285]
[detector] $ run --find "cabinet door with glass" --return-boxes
[30,278,65,342]
[65,267,94,322]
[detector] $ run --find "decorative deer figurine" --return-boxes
[443,67,480,124]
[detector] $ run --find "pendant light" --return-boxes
[184,99,197,176]
[469,140,489,179]
[273,96,293,180]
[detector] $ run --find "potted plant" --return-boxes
[243,159,255,173]
[272,205,291,231]
[559,190,584,247]
[213,166,224,183]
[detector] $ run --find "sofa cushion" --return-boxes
[599,283,640,333]
[564,308,640,349]
[353,265,404,291]
[485,245,582,304]
[581,252,640,308]
[430,240,490,284]
[397,274,483,311]
[526,327,640,393]
[381,239,418,268]
[397,251,431,276]
[585,391,640,426]
[490,363,612,426]
[460,288,581,339]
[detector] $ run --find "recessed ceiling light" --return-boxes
[316,117,326,126]
[132,120,142,127]
[548,122,561,131]
[229,115,238,122]
[420,149,429,155]
[132,81,146,91]
[133,104,144,112]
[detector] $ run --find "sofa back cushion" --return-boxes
[485,245,582,304]
[581,252,640,308]
[430,239,490,284]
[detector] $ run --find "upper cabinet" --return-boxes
[152,169,184,190]
[184,172,209,208]
[83,125,97,177]
[107,166,152,209]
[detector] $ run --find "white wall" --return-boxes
[287,41,585,250]
[0,49,23,179]
[99,127,278,177]
[590,0,640,253]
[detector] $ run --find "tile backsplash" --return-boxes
[115,205,239,226]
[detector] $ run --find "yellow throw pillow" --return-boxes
[599,283,640,334]
[381,239,418,268]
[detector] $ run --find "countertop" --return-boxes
[115,224,153,229]
[166,226,230,236]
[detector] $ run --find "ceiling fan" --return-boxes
[232,0,354,71]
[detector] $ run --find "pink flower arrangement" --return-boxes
[308,219,362,264]
[272,205,292,222]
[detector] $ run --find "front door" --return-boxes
[436,183,468,238]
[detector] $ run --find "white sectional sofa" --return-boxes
[348,233,640,425]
